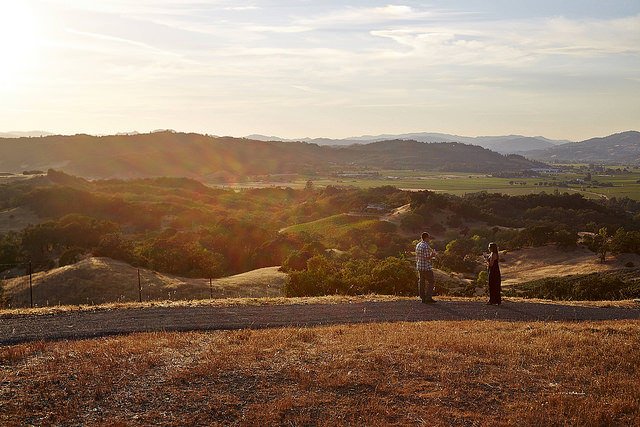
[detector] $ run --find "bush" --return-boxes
[476,270,488,287]
[285,270,333,297]
[555,230,577,249]
[282,250,313,272]
[284,255,417,297]
[59,247,85,266]
[370,257,416,295]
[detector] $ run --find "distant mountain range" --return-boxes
[249,130,640,164]
[0,132,544,179]
[247,132,570,153]
[523,131,640,164]
[0,131,53,138]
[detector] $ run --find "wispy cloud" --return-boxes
[65,29,181,57]
[296,4,466,28]
[224,6,260,11]
[369,14,640,67]
[5,1,640,139]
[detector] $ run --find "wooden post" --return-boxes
[29,261,33,308]
[137,269,142,303]
[209,278,213,299]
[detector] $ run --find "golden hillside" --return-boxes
[3,257,287,307]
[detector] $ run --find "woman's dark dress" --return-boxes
[488,255,501,304]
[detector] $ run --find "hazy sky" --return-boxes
[1,0,639,140]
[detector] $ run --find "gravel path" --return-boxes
[1,300,639,345]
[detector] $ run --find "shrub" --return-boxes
[281,250,313,272]
[476,270,488,287]
[285,270,332,297]
[555,230,577,249]
[59,247,85,266]
[284,255,418,297]
[370,257,416,295]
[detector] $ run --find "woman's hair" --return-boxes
[488,242,498,254]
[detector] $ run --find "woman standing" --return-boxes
[486,242,501,305]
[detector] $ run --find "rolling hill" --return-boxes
[0,132,545,179]
[525,131,640,164]
[249,132,568,153]
[3,257,287,307]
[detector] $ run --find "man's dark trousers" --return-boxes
[418,269,434,301]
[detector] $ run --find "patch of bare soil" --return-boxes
[500,245,640,286]
[3,257,287,308]
[381,203,411,225]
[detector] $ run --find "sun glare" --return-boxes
[0,2,38,88]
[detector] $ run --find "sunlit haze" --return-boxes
[1,0,639,141]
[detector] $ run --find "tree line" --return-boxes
[2,170,640,300]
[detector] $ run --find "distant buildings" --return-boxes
[332,171,380,179]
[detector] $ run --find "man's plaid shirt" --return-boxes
[415,240,433,271]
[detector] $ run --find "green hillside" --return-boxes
[281,214,396,246]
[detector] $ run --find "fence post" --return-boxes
[137,269,142,303]
[29,261,33,308]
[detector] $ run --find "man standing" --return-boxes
[416,231,436,303]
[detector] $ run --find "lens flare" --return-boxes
[0,2,38,88]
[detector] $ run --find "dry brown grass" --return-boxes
[500,246,640,286]
[3,257,287,307]
[1,320,638,426]
[0,206,39,233]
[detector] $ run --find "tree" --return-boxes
[305,180,314,191]
[434,238,479,273]
[400,212,425,232]
[59,247,85,266]
[555,230,577,250]
[586,227,610,263]
[0,232,21,269]
[610,228,640,255]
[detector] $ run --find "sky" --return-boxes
[0,0,639,141]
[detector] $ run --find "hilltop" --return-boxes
[249,131,568,153]
[0,132,545,179]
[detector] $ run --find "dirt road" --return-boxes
[2,299,639,345]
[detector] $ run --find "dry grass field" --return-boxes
[500,246,640,286]
[0,207,39,233]
[1,320,638,426]
[3,257,287,307]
